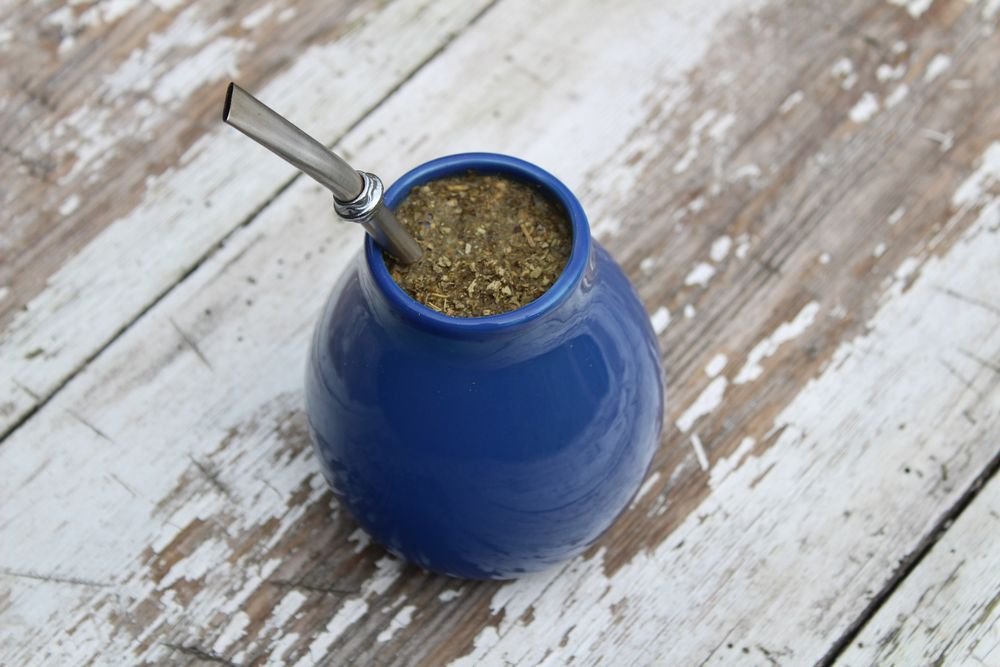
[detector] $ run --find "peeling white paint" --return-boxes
[920,128,954,152]
[982,0,1000,19]
[924,53,952,82]
[450,152,1000,664]
[819,252,831,264]
[677,376,729,433]
[710,236,732,262]
[876,63,906,82]
[887,206,906,225]
[731,164,762,181]
[631,471,662,508]
[889,0,935,19]
[650,307,671,335]
[779,90,804,114]
[267,591,308,632]
[708,437,756,488]
[953,142,1000,207]
[689,434,710,471]
[348,527,371,553]
[873,242,887,258]
[639,257,656,274]
[684,262,716,287]
[296,557,402,666]
[58,194,80,216]
[831,57,857,90]
[849,92,880,123]
[240,3,274,30]
[674,109,719,174]
[734,235,751,259]
[213,611,250,653]
[734,301,821,384]
[894,257,921,282]
[684,304,696,319]
[884,84,910,108]
[708,113,736,143]
[438,589,461,603]
[376,605,415,643]
[705,353,728,378]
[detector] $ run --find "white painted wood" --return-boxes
[835,474,1000,667]
[0,0,494,436]
[447,142,1000,666]
[1,1,772,660]
[2,0,999,664]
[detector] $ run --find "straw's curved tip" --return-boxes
[222,82,236,123]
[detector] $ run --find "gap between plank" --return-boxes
[0,0,503,447]
[817,445,1000,666]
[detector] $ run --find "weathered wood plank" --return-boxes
[1,0,999,665]
[0,0,495,437]
[835,473,1000,667]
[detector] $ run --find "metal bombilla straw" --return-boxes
[222,83,423,265]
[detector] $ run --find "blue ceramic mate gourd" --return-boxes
[305,153,664,579]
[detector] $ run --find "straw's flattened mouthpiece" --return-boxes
[222,82,422,264]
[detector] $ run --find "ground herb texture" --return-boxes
[386,172,572,318]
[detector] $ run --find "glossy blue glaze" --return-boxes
[306,153,664,579]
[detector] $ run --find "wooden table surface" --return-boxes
[2,1,999,665]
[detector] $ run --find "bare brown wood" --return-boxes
[1,0,998,665]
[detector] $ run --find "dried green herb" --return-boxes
[386,171,572,318]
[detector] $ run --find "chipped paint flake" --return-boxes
[295,556,402,665]
[849,92,880,123]
[633,471,662,506]
[348,527,371,553]
[705,353,728,378]
[885,84,909,108]
[920,128,954,152]
[639,257,656,274]
[677,376,728,433]
[887,206,906,225]
[779,90,804,114]
[268,591,308,631]
[685,262,716,287]
[819,252,831,264]
[708,113,736,143]
[873,242,887,258]
[213,611,250,653]
[953,142,1000,207]
[831,57,857,89]
[376,605,415,643]
[876,63,906,82]
[438,589,461,603]
[58,195,81,216]
[889,0,935,18]
[689,433,710,471]
[709,437,757,488]
[684,304,696,319]
[731,164,762,181]
[734,235,751,259]
[924,53,952,82]
[240,3,274,30]
[650,306,670,335]
[710,236,732,262]
[734,301,821,384]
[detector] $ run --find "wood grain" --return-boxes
[1,0,999,665]
[0,0,496,437]
[835,473,1000,666]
